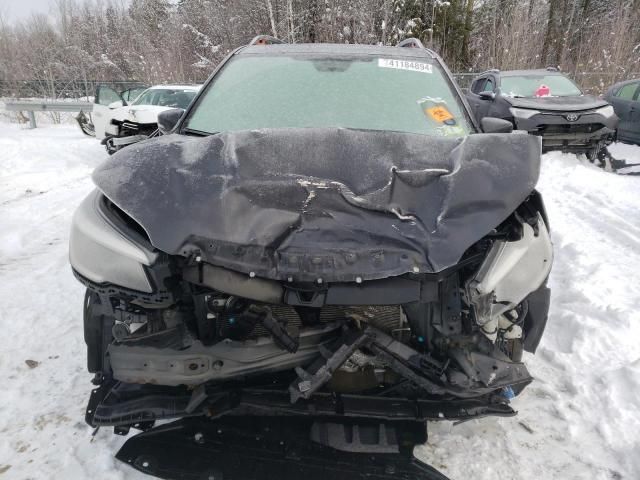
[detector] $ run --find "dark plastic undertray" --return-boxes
[116,416,451,480]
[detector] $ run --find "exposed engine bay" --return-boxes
[71,128,552,442]
[82,194,552,393]
[80,195,550,409]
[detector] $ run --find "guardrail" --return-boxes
[3,100,94,128]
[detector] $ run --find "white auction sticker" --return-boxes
[378,58,432,74]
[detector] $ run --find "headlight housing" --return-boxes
[509,107,540,119]
[69,190,157,293]
[594,105,615,118]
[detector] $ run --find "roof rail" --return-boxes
[249,35,286,46]
[398,38,425,49]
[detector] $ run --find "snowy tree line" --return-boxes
[0,0,639,97]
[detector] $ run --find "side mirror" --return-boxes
[479,91,495,100]
[481,117,514,134]
[108,100,124,109]
[157,108,185,135]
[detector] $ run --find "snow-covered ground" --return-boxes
[0,122,639,479]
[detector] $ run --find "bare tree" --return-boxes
[1,0,639,98]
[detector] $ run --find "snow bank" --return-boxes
[0,123,639,479]
[0,123,139,479]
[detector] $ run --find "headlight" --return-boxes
[509,107,540,119]
[69,190,157,293]
[594,105,615,118]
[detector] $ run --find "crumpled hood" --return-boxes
[92,128,541,282]
[504,94,609,112]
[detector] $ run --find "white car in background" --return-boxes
[90,84,201,153]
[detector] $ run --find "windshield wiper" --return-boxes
[182,127,215,137]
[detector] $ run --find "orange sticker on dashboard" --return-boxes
[426,106,454,123]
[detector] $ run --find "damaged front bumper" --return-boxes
[87,374,514,480]
[88,321,524,480]
[86,380,518,429]
[513,111,617,153]
[87,325,527,430]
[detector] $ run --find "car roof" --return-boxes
[608,78,640,88]
[237,43,438,59]
[499,69,565,77]
[148,85,202,91]
[604,78,640,95]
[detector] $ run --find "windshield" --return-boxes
[132,88,197,108]
[185,55,472,137]
[500,75,582,98]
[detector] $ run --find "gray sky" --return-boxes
[0,0,133,24]
[1,0,57,23]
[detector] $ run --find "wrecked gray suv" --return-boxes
[69,37,553,480]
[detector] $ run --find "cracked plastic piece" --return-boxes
[290,329,373,402]
[244,304,300,353]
